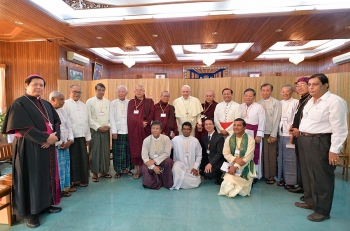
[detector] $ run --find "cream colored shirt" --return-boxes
[86,96,110,131]
[258,97,282,138]
[63,98,91,141]
[141,134,172,165]
[279,98,299,136]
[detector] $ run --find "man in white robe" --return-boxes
[173,85,203,136]
[218,118,256,197]
[170,122,202,190]
[258,83,282,184]
[86,83,111,182]
[214,88,242,137]
[240,88,265,179]
[63,85,91,188]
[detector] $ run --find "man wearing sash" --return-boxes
[140,121,174,189]
[258,83,282,184]
[153,90,178,139]
[173,85,203,136]
[240,88,265,179]
[86,83,111,182]
[170,122,202,190]
[195,90,217,140]
[218,118,256,197]
[2,75,61,228]
[127,85,155,179]
[214,88,242,137]
[110,85,133,178]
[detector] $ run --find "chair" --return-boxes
[0,185,12,226]
[338,139,349,181]
[0,144,12,176]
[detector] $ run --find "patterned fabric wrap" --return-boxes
[229,133,254,180]
[112,134,134,172]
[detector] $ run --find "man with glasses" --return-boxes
[153,91,178,139]
[292,74,348,222]
[170,122,202,190]
[63,85,91,188]
[289,77,312,197]
[86,83,111,182]
[195,90,217,141]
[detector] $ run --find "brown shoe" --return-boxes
[307,213,330,222]
[61,191,71,197]
[295,202,314,210]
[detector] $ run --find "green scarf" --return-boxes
[229,133,254,180]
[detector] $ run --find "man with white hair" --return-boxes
[110,85,133,178]
[173,85,203,136]
[49,91,74,197]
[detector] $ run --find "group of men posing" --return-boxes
[1,73,348,228]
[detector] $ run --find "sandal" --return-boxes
[101,174,112,178]
[67,187,77,192]
[79,183,88,187]
[61,191,71,197]
[114,173,121,178]
[284,185,294,190]
[266,178,275,184]
[277,181,285,186]
[122,170,133,176]
[133,173,140,179]
[92,176,99,182]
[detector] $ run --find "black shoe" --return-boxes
[289,186,304,193]
[44,206,62,213]
[300,196,304,201]
[215,179,223,185]
[26,215,40,228]
[253,178,258,184]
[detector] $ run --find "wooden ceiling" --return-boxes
[1,0,350,65]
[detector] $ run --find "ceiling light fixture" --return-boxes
[15,21,23,25]
[289,50,304,65]
[152,34,158,37]
[123,52,135,68]
[203,53,215,66]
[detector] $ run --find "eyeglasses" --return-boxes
[72,91,82,94]
[295,83,307,88]
[162,95,170,98]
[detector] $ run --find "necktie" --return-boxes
[208,135,211,141]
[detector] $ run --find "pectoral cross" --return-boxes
[49,122,53,130]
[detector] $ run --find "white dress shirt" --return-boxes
[279,98,299,136]
[110,98,129,134]
[86,96,110,131]
[299,91,348,153]
[63,98,91,141]
[55,108,74,146]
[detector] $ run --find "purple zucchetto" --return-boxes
[295,76,309,84]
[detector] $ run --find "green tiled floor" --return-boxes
[0,167,349,231]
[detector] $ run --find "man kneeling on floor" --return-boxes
[140,120,174,189]
[218,118,256,197]
[170,122,202,190]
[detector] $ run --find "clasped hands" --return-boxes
[41,132,58,148]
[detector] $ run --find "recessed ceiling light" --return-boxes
[276,29,283,33]
[152,34,158,37]
[96,37,102,39]
[77,49,82,52]
[95,57,99,59]
[15,21,23,25]
[212,31,218,35]
[345,26,350,30]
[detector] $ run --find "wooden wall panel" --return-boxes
[0,41,60,106]
[107,60,318,79]
[317,52,350,74]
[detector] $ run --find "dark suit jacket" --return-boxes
[200,131,225,170]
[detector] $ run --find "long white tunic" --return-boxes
[240,102,265,179]
[110,98,129,135]
[55,108,73,146]
[173,96,203,136]
[86,96,110,131]
[170,135,202,190]
[63,98,91,141]
[279,98,299,137]
[218,134,255,197]
[214,100,242,136]
[258,97,282,137]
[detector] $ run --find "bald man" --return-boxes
[173,85,203,136]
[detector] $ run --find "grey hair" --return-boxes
[281,84,294,93]
[206,90,215,96]
[49,91,63,100]
[161,90,170,96]
[135,84,144,90]
[181,85,191,92]
[117,85,128,92]
[69,85,81,91]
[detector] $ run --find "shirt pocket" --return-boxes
[309,107,324,122]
